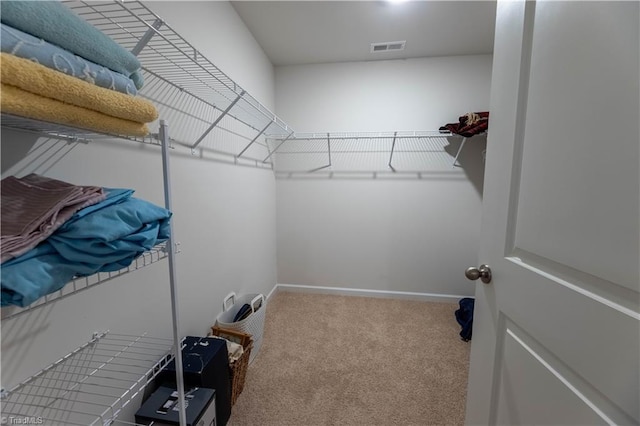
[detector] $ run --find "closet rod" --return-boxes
[275,131,452,141]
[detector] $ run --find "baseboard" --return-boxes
[266,283,280,301]
[271,283,467,303]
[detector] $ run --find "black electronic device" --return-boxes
[160,336,231,425]
[135,386,216,426]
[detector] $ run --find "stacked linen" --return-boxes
[439,112,489,138]
[1,25,139,96]
[1,176,172,308]
[1,54,157,136]
[0,1,157,136]
[1,174,106,263]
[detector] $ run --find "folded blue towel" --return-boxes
[49,197,171,267]
[1,24,138,96]
[1,188,171,307]
[0,1,144,89]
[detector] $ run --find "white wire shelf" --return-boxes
[1,242,170,321]
[278,130,453,140]
[266,130,473,173]
[0,331,174,426]
[0,114,162,146]
[62,0,293,146]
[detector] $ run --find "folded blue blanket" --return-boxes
[1,24,138,96]
[1,188,171,307]
[0,1,144,89]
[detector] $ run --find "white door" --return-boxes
[465,1,639,425]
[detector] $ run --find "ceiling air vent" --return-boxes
[370,41,406,53]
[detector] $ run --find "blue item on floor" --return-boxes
[455,297,475,341]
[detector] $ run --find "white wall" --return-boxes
[147,1,274,107]
[275,55,492,297]
[276,56,492,132]
[0,1,276,421]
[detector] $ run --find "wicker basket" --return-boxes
[211,326,253,407]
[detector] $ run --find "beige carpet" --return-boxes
[228,292,471,426]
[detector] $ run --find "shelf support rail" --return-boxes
[192,91,245,152]
[388,131,398,172]
[160,120,188,426]
[1,243,168,321]
[309,133,332,173]
[95,343,174,425]
[1,331,175,425]
[2,332,108,399]
[263,131,294,163]
[237,120,272,158]
[49,334,144,409]
[452,137,468,167]
[131,18,164,57]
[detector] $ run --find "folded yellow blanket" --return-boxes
[0,53,157,123]
[1,84,149,137]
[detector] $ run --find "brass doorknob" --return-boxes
[465,264,492,284]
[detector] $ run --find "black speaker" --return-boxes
[160,336,231,426]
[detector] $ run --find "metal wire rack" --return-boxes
[1,242,170,321]
[267,130,468,173]
[0,114,161,146]
[61,0,293,162]
[0,331,174,426]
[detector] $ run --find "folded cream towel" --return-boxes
[210,335,245,363]
[1,53,157,123]
[1,83,149,137]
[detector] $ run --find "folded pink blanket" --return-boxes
[1,174,105,263]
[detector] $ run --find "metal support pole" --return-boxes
[327,133,332,167]
[159,120,187,426]
[308,164,331,173]
[192,91,245,150]
[452,137,468,167]
[388,131,397,172]
[237,121,271,158]
[131,19,163,56]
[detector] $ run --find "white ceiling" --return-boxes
[231,1,497,67]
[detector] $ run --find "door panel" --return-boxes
[497,261,639,422]
[465,1,640,424]
[497,324,610,425]
[512,1,639,290]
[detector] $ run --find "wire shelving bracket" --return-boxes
[267,130,459,174]
[0,331,174,426]
[1,242,170,321]
[61,0,294,158]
